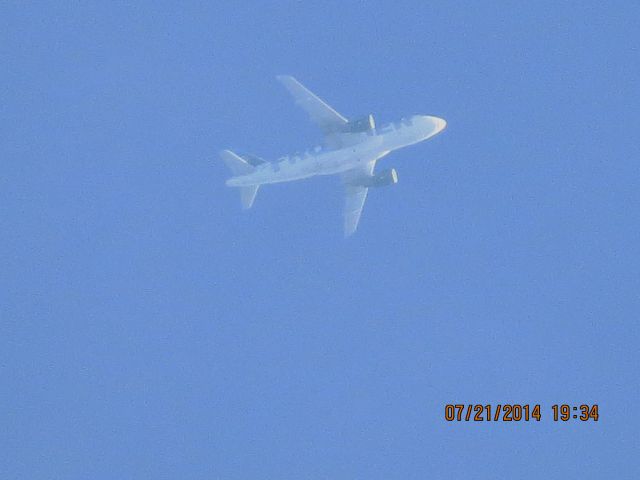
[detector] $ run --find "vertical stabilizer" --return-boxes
[220,150,260,209]
[240,185,259,209]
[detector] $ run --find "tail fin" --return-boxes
[220,149,255,176]
[220,150,260,209]
[239,185,259,209]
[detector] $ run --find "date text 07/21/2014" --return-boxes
[444,404,599,422]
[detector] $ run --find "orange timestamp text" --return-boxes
[444,404,599,422]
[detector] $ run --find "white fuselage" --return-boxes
[226,115,447,187]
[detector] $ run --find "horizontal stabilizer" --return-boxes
[220,149,254,176]
[242,153,267,166]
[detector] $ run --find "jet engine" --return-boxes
[342,114,376,134]
[358,168,399,188]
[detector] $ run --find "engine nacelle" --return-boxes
[342,114,376,134]
[359,168,398,188]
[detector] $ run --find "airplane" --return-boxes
[221,75,447,236]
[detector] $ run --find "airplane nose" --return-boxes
[417,115,447,138]
[427,116,447,133]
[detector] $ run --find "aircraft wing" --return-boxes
[277,75,348,134]
[340,160,377,237]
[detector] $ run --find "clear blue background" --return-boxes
[2,2,639,478]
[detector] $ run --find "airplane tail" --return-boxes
[220,149,260,209]
[238,185,259,209]
[220,149,255,176]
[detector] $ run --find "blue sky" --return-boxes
[2,2,639,479]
